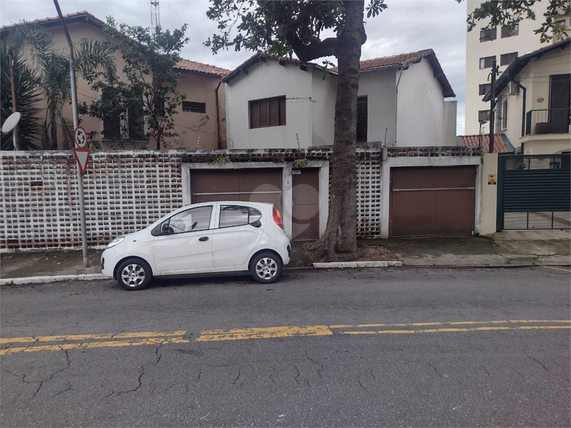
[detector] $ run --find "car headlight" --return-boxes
[107,236,125,249]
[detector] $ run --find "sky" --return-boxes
[0,0,469,133]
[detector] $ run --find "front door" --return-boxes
[153,205,214,274]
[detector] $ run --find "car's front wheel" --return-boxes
[250,251,283,284]
[116,258,152,291]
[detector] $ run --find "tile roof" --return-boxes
[1,11,228,79]
[333,49,454,98]
[175,59,229,78]
[458,134,514,153]
[0,11,104,32]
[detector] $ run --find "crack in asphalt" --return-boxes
[526,354,550,372]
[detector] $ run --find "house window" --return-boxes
[153,93,165,118]
[479,56,496,69]
[480,28,497,42]
[479,83,492,96]
[501,24,519,38]
[101,86,145,141]
[500,52,518,66]
[249,96,286,129]
[357,96,368,143]
[478,110,490,123]
[182,101,206,113]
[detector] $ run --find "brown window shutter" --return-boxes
[269,98,279,126]
[260,100,270,127]
[279,97,286,125]
[250,101,260,128]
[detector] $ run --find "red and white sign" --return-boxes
[74,126,87,148]
[72,147,91,175]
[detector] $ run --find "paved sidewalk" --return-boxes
[1,230,569,285]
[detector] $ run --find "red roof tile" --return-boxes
[459,134,513,153]
[359,49,435,71]
[175,59,229,78]
[0,11,104,32]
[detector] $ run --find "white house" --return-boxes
[223,50,457,150]
[483,38,570,155]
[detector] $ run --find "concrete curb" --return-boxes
[313,261,403,269]
[0,274,107,286]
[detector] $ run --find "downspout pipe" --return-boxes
[517,82,527,138]
[215,80,222,149]
[394,66,404,147]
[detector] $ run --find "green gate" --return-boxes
[497,154,571,230]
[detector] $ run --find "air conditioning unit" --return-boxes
[507,81,519,95]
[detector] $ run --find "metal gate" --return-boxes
[497,154,571,230]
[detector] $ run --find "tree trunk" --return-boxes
[304,0,365,261]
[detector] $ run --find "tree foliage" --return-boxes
[462,0,570,43]
[86,18,189,150]
[4,23,116,149]
[0,39,42,150]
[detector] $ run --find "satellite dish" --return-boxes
[2,112,21,134]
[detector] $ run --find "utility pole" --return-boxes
[489,59,499,154]
[54,0,89,267]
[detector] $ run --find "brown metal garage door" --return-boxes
[390,166,476,237]
[191,169,283,211]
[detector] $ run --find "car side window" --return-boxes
[219,206,262,228]
[166,206,213,234]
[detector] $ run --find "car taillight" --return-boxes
[273,205,284,229]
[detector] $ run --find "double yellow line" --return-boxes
[0,331,188,355]
[196,319,571,341]
[2,320,569,354]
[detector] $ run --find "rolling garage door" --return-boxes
[390,166,476,237]
[191,169,283,211]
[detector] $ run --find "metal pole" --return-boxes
[489,59,498,154]
[54,0,89,267]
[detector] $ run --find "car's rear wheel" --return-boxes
[250,251,283,284]
[117,258,152,291]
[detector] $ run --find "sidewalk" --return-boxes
[1,230,569,285]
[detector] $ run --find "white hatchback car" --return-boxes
[101,201,291,290]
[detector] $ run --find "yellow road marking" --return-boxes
[341,326,571,335]
[1,337,189,355]
[336,320,571,329]
[0,330,187,344]
[542,266,571,273]
[196,325,333,342]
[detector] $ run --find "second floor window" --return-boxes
[357,96,368,143]
[500,52,518,66]
[183,101,206,113]
[478,110,490,123]
[480,28,497,42]
[479,83,492,96]
[501,24,519,38]
[249,96,286,129]
[479,56,496,69]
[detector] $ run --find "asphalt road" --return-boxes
[1,267,570,427]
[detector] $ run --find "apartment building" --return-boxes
[464,0,570,135]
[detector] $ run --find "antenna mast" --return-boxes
[150,0,160,30]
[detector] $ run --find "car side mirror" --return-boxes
[161,222,173,235]
[250,220,262,228]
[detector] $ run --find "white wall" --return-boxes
[311,71,337,147]
[358,70,397,145]
[397,59,447,146]
[225,59,333,149]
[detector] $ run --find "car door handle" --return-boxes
[199,236,209,242]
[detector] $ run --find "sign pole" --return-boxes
[54,0,89,267]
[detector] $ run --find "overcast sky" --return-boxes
[0,0,468,133]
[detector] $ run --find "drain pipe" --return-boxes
[517,82,527,138]
[394,67,404,147]
[215,80,222,149]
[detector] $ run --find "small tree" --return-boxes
[1,40,42,150]
[91,18,189,150]
[5,23,116,150]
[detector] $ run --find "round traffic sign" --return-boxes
[74,126,87,148]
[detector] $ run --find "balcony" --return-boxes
[525,108,571,135]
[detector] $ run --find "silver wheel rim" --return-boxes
[121,264,146,287]
[255,257,278,280]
